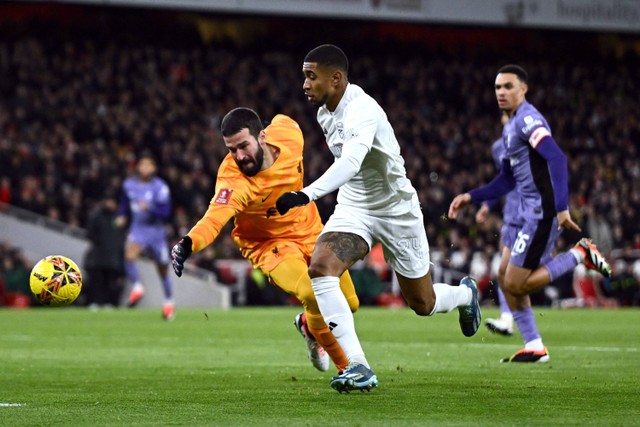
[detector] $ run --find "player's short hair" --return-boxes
[304,44,349,74]
[138,150,156,164]
[497,64,528,84]
[221,107,263,139]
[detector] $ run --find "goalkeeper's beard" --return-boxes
[237,145,264,177]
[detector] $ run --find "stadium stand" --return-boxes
[0,4,638,306]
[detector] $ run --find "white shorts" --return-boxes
[321,197,430,279]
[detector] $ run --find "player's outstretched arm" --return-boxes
[276,191,310,215]
[171,236,193,277]
[557,210,582,232]
[475,203,491,225]
[448,193,472,220]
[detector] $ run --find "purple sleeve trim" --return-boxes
[469,160,516,204]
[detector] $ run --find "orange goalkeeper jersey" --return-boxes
[187,114,323,271]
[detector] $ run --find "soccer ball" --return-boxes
[29,255,83,307]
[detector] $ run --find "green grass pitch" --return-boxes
[1,306,639,426]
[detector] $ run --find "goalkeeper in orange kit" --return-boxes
[171,107,359,373]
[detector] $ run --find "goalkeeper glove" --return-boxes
[171,236,193,277]
[276,191,310,215]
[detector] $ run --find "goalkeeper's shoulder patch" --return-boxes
[214,188,233,205]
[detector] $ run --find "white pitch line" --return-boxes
[548,345,639,353]
[460,342,640,352]
[369,341,640,353]
[0,403,26,407]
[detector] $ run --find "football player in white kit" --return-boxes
[276,44,481,393]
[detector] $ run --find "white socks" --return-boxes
[429,283,472,315]
[311,276,369,368]
[525,338,545,351]
[500,312,514,324]
[570,247,583,263]
[310,278,473,366]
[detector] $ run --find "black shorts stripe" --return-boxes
[523,217,554,270]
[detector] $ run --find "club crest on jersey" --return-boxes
[336,122,344,139]
[214,188,233,205]
[521,115,544,135]
[329,142,343,158]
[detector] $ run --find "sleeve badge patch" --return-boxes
[214,188,233,205]
[529,127,551,148]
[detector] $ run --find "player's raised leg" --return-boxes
[396,272,481,337]
[575,238,611,277]
[379,202,481,336]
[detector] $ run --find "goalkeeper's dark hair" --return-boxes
[221,107,264,139]
[498,64,528,84]
[304,44,349,75]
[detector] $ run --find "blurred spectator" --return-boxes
[245,269,289,306]
[0,7,638,305]
[556,264,618,309]
[350,246,389,306]
[608,259,640,306]
[0,177,11,205]
[0,244,33,307]
[586,205,614,257]
[469,244,494,302]
[82,193,126,308]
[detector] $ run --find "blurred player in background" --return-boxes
[170,107,359,374]
[475,111,516,336]
[276,44,481,393]
[449,64,612,363]
[116,152,174,320]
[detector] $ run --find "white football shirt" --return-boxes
[303,83,416,214]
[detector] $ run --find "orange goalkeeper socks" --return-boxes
[307,324,348,372]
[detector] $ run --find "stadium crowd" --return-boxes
[1,10,639,307]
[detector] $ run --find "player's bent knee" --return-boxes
[502,281,527,297]
[347,295,360,313]
[296,284,317,306]
[308,262,341,279]
[307,264,323,279]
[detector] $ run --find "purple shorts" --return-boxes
[501,222,521,250]
[127,225,170,265]
[509,217,560,270]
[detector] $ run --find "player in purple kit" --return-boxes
[116,152,175,320]
[449,65,611,362]
[476,111,517,336]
